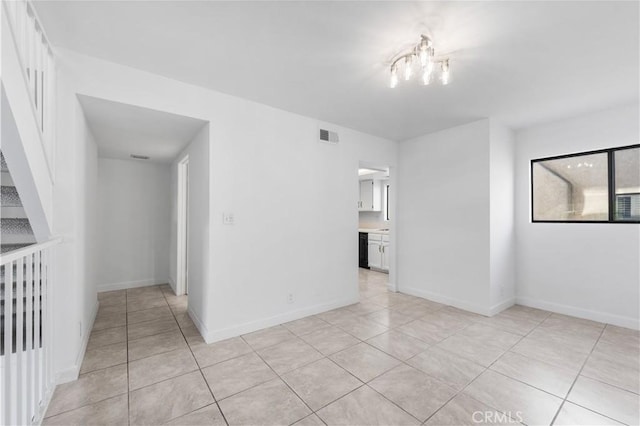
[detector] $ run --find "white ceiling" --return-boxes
[37,1,639,141]
[78,95,207,163]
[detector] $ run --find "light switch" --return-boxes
[223,213,234,225]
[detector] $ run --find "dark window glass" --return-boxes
[532,145,639,223]
[385,184,390,221]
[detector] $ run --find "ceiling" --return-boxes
[36,1,639,141]
[78,95,207,163]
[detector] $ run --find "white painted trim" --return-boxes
[488,297,516,316]
[187,307,209,342]
[516,296,640,330]
[98,278,168,292]
[54,299,99,385]
[176,155,189,297]
[55,365,80,385]
[387,282,397,293]
[168,275,177,295]
[34,385,55,426]
[201,296,360,344]
[399,285,492,317]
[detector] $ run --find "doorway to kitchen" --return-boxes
[357,161,394,296]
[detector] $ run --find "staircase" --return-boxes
[2,1,59,423]
[1,152,36,254]
[1,149,41,357]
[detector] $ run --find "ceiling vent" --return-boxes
[319,128,339,144]
[130,154,150,160]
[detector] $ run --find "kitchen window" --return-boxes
[531,145,639,223]
[385,184,390,221]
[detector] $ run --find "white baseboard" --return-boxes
[188,308,209,341]
[168,276,177,294]
[54,299,99,385]
[202,297,360,344]
[33,384,56,425]
[387,282,398,292]
[98,278,168,292]
[516,296,640,330]
[489,297,516,316]
[399,285,493,317]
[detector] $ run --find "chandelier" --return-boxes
[389,34,450,88]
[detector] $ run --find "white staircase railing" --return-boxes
[0,238,61,425]
[2,0,56,175]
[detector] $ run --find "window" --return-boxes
[614,148,640,221]
[531,145,639,223]
[385,184,390,221]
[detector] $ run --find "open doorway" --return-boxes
[176,155,189,296]
[357,161,394,298]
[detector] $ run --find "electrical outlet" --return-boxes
[287,293,294,304]
[223,213,235,225]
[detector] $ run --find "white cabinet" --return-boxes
[367,233,389,271]
[358,180,381,211]
[368,241,382,269]
[381,237,390,270]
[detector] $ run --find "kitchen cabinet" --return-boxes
[358,180,381,211]
[368,240,382,269]
[366,233,389,271]
[381,238,390,270]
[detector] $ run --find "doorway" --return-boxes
[177,155,189,296]
[357,161,395,295]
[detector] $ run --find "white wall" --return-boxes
[359,211,385,229]
[57,48,397,344]
[169,125,210,328]
[97,158,171,291]
[80,122,98,351]
[51,68,99,382]
[489,122,516,310]
[515,104,640,329]
[397,119,492,314]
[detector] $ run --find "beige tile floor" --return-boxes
[43,269,639,425]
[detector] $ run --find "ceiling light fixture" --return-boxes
[389,34,450,88]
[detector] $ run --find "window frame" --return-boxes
[385,184,390,221]
[531,144,640,224]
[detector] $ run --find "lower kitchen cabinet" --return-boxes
[366,233,389,272]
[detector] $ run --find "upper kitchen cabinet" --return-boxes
[358,179,382,211]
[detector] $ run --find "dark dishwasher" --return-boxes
[359,232,369,268]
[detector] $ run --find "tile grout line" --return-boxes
[163,287,231,426]
[549,325,606,426]
[420,306,551,425]
[309,291,449,423]
[76,277,634,426]
[156,287,226,426]
[239,333,320,422]
[125,290,131,426]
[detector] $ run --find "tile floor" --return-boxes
[43,269,639,425]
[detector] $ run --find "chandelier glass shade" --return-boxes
[389,35,450,88]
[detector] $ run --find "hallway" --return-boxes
[43,270,639,425]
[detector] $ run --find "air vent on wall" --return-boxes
[131,154,150,160]
[319,128,339,144]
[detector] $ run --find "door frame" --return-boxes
[358,161,396,292]
[177,155,189,296]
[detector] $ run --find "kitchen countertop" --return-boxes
[358,228,389,235]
